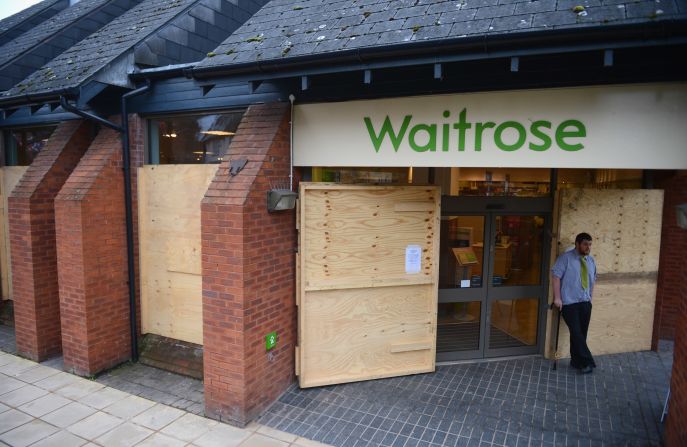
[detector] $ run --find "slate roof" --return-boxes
[2,0,268,101]
[0,0,118,68]
[197,0,687,69]
[4,0,198,98]
[0,0,66,44]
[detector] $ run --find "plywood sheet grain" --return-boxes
[548,188,663,358]
[301,285,435,387]
[558,189,663,274]
[0,166,28,300]
[554,277,657,357]
[298,184,440,388]
[138,164,218,345]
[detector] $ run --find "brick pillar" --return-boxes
[54,116,143,376]
[202,103,296,426]
[665,227,687,446]
[9,120,94,361]
[652,171,687,348]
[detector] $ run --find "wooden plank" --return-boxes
[138,164,218,345]
[298,183,440,387]
[0,166,28,300]
[295,346,300,376]
[390,340,433,353]
[304,276,433,291]
[394,202,436,212]
[295,252,300,307]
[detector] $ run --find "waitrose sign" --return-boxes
[293,83,687,169]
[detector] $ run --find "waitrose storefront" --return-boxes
[291,83,687,386]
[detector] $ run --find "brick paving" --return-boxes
[259,343,674,447]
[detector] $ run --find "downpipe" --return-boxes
[121,80,151,362]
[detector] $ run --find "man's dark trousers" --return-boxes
[561,301,596,368]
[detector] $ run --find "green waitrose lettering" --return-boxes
[363,108,586,153]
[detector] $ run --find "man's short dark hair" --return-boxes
[575,233,592,244]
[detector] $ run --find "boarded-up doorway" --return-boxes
[138,165,218,345]
[297,184,440,388]
[546,188,664,358]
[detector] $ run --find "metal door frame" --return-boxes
[437,196,552,362]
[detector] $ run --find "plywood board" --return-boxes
[0,166,28,300]
[558,189,663,274]
[298,183,440,388]
[554,277,657,357]
[138,164,218,345]
[546,188,662,358]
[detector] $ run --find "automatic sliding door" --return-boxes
[485,214,548,357]
[437,215,489,361]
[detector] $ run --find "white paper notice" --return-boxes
[405,245,422,274]
[461,280,471,288]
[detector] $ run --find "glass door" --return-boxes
[484,214,548,357]
[437,215,489,360]
[437,197,551,361]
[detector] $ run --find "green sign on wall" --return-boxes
[266,331,277,351]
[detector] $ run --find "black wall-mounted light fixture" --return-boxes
[677,203,687,229]
[267,190,297,212]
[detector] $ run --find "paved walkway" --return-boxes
[0,351,331,447]
[259,344,674,447]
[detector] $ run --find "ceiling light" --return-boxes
[200,130,235,136]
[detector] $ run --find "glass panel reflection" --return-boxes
[439,216,485,289]
[437,302,481,353]
[491,215,545,287]
[489,298,539,348]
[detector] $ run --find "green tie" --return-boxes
[580,256,589,290]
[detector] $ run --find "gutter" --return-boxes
[0,87,79,109]
[188,18,687,80]
[59,80,151,363]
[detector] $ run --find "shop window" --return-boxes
[2,126,56,166]
[558,169,642,189]
[446,168,552,197]
[147,112,244,164]
[310,167,411,184]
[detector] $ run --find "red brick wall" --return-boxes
[9,120,94,361]
[202,103,296,426]
[54,116,144,376]
[652,171,687,347]
[665,228,687,446]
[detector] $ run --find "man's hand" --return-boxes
[553,298,563,311]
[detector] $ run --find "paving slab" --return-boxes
[67,411,124,439]
[42,402,97,428]
[132,403,185,430]
[17,393,72,417]
[160,411,218,442]
[29,430,88,447]
[0,383,48,407]
[94,421,153,447]
[79,386,128,410]
[55,379,105,400]
[136,432,186,447]
[0,375,25,395]
[0,418,58,447]
[0,408,33,434]
[102,394,157,419]
[34,371,83,392]
[192,422,252,447]
[12,364,61,383]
